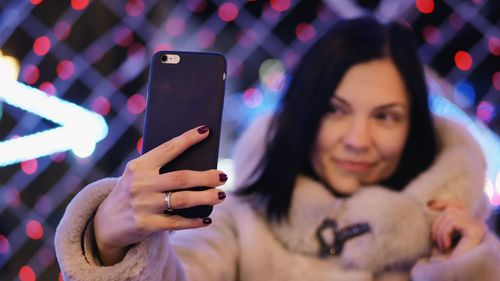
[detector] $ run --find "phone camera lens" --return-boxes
[160,54,168,63]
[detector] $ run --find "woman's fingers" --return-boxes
[151,169,227,192]
[139,125,210,170]
[149,215,213,232]
[150,188,226,213]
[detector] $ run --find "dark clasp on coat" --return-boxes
[316,219,371,257]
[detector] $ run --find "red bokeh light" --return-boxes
[218,2,239,22]
[21,159,38,175]
[39,82,57,96]
[33,36,51,56]
[92,96,111,116]
[493,72,500,91]
[22,65,40,85]
[30,0,42,5]
[0,234,9,253]
[56,60,75,80]
[26,220,44,240]
[137,137,143,154]
[153,43,173,54]
[125,0,144,17]
[488,37,500,56]
[270,0,291,12]
[54,21,71,40]
[71,0,89,10]
[243,88,263,108]
[19,265,36,281]
[295,23,316,42]
[416,0,434,14]
[59,272,63,281]
[127,94,146,114]
[454,50,473,71]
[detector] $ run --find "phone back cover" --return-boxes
[143,51,226,178]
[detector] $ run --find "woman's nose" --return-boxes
[343,118,371,152]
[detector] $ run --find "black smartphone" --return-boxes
[142,51,226,218]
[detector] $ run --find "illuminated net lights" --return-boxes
[489,37,500,56]
[71,0,90,11]
[35,196,53,214]
[136,137,143,154]
[476,101,496,123]
[113,27,134,48]
[227,57,243,77]
[270,0,291,12]
[91,96,111,116]
[0,234,10,254]
[33,36,51,56]
[127,94,146,115]
[295,23,316,43]
[38,247,55,267]
[4,187,21,208]
[422,25,440,45]
[243,88,263,108]
[21,159,38,175]
[454,50,473,71]
[50,151,66,163]
[262,3,280,22]
[218,2,239,22]
[186,0,207,13]
[56,60,75,80]
[19,265,36,281]
[415,0,434,14]
[22,65,40,85]
[259,58,286,92]
[493,72,500,91]
[449,13,464,30]
[453,81,476,108]
[39,81,57,96]
[153,43,173,54]
[26,220,44,240]
[196,29,216,49]
[165,17,186,37]
[237,29,257,48]
[125,0,145,17]
[54,21,71,41]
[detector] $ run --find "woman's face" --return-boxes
[311,58,410,195]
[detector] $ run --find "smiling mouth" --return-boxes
[333,159,375,173]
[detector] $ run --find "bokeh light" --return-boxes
[71,0,90,11]
[493,72,500,91]
[165,17,186,37]
[33,36,51,56]
[259,59,286,92]
[125,0,144,17]
[56,60,75,80]
[54,21,71,40]
[476,101,496,123]
[243,88,263,108]
[196,29,216,49]
[218,2,239,22]
[92,96,111,116]
[22,65,40,85]
[21,159,38,175]
[114,27,133,47]
[453,81,476,108]
[270,0,291,12]
[127,94,146,114]
[488,37,500,56]
[422,25,440,45]
[416,0,434,14]
[26,220,44,240]
[136,137,143,154]
[454,50,473,71]
[19,265,35,281]
[0,235,9,254]
[295,23,316,42]
[39,82,57,96]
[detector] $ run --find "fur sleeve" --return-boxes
[55,178,187,281]
[410,232,500,281]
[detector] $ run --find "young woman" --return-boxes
[55,16,500,280]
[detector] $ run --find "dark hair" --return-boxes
[236,16,438,222]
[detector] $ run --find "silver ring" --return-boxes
[164,191,174,212]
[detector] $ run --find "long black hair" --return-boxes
[236,16,438,222]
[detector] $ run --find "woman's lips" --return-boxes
[334,159,375,173]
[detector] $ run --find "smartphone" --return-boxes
[142,51,226,218]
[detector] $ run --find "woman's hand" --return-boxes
[93,125,228,265]
[428,199,487,258]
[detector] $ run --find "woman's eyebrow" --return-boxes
[374,103,408,110]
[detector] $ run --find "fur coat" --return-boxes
[55,116,500,281]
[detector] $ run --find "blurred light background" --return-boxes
[0,0,499,280]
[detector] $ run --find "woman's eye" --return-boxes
[327,105,345,116]
[374,112,403,124]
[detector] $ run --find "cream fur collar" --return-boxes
[232,115,489,272]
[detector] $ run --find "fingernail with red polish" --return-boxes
[218,192,226,200]
[219,173,228,182]
[197,125,209,134]
[203,218,212,225]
